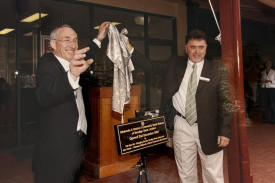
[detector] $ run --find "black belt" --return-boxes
[78,130,84,138]
[176,111,186,119]
[176,110,198,123]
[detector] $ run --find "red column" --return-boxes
[219,0,253,183]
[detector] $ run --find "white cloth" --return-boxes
[173,115,224,183]
[261,69,275,88]
[172,60,204,116]
[106,24,135,115]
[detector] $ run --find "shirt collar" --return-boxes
[187,59,204,68]
[55,55,70,72]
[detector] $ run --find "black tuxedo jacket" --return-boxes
[131,50,233,155]
[32,42,99,183]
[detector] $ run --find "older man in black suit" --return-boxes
[32,22,110,183]
[127,29,233,183]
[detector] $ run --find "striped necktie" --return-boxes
[185,64,198,125]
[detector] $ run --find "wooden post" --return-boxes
[219,0,253,182]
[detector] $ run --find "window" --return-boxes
[0,0,176,149]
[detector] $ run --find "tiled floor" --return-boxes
[81,146,181,183]
[1,106,275,183]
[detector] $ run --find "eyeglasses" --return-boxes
[54,39,79,44]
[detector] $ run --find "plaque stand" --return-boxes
[134,150,150,183]
[114,113,168,183]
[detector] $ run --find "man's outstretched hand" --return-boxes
[69,47,93,80]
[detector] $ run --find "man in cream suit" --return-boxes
[127,29,233,183]
[261,60,275,124]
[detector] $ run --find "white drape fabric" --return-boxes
[106,24,135,118]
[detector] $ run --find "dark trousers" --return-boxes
[261,88,275,124]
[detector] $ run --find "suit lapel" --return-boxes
[197,60,212,92]
[49,53,67,73]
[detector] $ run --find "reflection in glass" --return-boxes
[0,0,176,148]
[94,7,144,38]
[149,16,173,40]
[0,0,17,148]
[148,46,172,109]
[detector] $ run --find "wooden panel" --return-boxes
[84,85,141,178]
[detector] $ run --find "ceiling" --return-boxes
[165,0,275,25]
[1,0,274,29]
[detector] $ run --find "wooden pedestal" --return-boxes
[84,85,141,178]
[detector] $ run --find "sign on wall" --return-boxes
[40,35,52,56]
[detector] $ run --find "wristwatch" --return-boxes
[95,36,103,42]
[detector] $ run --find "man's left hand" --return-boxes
[217,136,230,147]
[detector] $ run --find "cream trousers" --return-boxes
[173,115,224,183]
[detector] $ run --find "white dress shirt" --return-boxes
[55,55,80,89]
[172,59,204,116]
[55,55,87,133]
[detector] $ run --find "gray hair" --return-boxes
[49,24,73,40]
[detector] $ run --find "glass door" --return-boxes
[17,0,41,146]
[0,0,177,150]
[0,0,17,148]
[0,0,41,149]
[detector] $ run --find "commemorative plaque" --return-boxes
[114,116,168,155]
